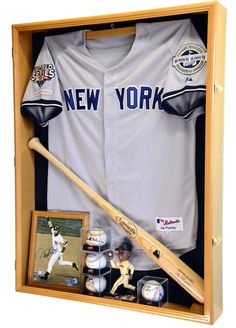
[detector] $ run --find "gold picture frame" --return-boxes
[28,211,89,292]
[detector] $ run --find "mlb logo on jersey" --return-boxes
[156,217,184,232]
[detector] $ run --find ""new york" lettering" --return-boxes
[64,88,100,111]
[115,86,164,110]
[63,86,164,111]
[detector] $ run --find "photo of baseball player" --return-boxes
[39,218,79,281]
[108,239,136,295]
[29,212,87,288]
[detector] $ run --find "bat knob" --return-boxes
[28,137,40,150]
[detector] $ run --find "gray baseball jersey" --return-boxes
[21,19,206,270]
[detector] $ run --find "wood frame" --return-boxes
[12,1,226,324]
[28,211,88,292]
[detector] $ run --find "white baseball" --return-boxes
[85,276,107,293]
[86,230,107,246]
[85,253,107,269]
[141,280,164,302]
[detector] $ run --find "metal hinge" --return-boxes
[212,234,222,247]
[214,83,224,94]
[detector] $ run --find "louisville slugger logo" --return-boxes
[115,216,137,238]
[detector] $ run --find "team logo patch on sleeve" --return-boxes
[31,64,55,87]
[172,44,207,75]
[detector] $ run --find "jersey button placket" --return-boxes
[103,72,116,200]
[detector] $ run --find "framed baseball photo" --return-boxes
[28,211,88,292]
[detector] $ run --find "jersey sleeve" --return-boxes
[161,21,207,119]
[21,40,63,127]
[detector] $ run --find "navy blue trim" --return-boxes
[162,85,206,101]
[162,85,206,119]
[21,99,63,126]
[21,99,62,107]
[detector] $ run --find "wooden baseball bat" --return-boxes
[28,137,204,303]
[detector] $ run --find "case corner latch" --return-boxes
[214,83,224,94]
[212,234,222,247]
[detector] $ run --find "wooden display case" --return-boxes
[12,1,226,324]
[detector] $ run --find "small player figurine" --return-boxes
[108,239,136,295]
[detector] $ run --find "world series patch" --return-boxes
[172,44,207,75]
[31,64,55,87]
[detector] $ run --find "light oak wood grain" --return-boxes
[12,1,226,323]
